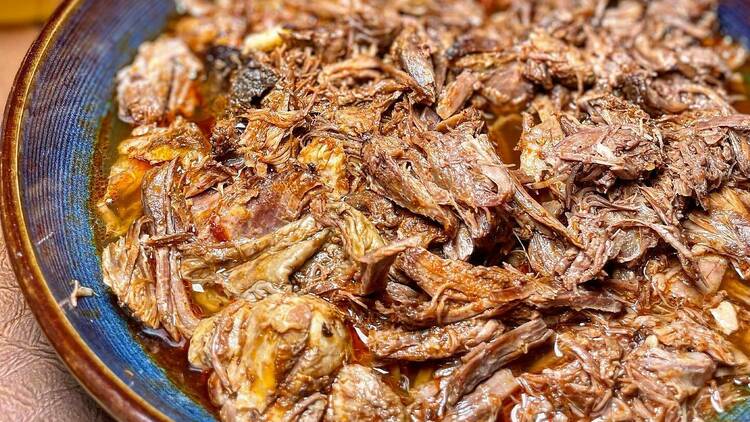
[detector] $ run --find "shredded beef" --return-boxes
[99,0,750,420]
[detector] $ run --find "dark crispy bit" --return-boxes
[228,57,278,111]
[204,45,245,87]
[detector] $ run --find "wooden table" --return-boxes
[0,26,109,421]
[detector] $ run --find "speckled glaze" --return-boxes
[0,0,214,420]
[1,1,750,422]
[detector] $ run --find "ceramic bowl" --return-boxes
[1,1,750,421]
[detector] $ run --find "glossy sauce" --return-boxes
[131,321,216,415]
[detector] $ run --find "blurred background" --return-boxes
[0,0,59,24]
[0,0,59,112]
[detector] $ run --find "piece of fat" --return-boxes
[710,301,739,335]
[242,26,286,53]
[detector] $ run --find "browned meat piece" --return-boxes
[190,167,321,242]
[521,31,594,90]
[517,324,629,419]
[554,124,662,188]
[141,161,201,340]
[96,117,210,236]
[392,24,436,103]
[357,237,424,295]
[510,176,581,247]
[661,137,733,203]
[313,201,386,265]
[382,246,620,328]
[418,121,513,210]
[345,191,444,245]
[311,200,424,295]
[174,13,246,53]
[235,90,307,170]
[363,135,458,235]
[366,116,513,256]
[621,347,716,420]
[528,284,623,313]
[527,231,567,277]
[181,215,321,273]
[368,319,503,361]
[552,186,671,288]
[181,215,332,299]
[96,156,152,236]
[325,364,408,422]
[116,36,203,125]
[479,63,534,114]
[292,242,356,296]
[656,112,750,203]
[444,30,509,61]
[443,369,519,422]
[220,228,331,299]
[410,319,552,419]
[517,97,566,186]
[117,117,210,164]
[685,187,750,280]
[188,294,351,421]
[452,320,550,393]
[298,138,350,198]
[437,71,477,119]
[375,280,511,328]
[510,394,570,422]
[521,93,664,193]
[183,159,233,198]
[649,311,741,366]
[396,247,537,310]
[101,217,159,329]
[643,258,705,306]
[283,394,328,422]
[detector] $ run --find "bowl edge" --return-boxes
[0,2,171,421]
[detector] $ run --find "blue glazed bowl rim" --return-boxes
[0,1,169,421]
